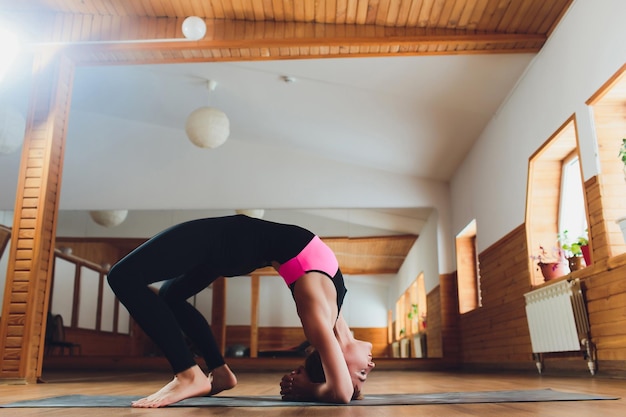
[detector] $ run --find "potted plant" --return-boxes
[558,230,588,271]
[407,304,426,357]
[530,244,568,281]
[579,231,591,266]
[407,303,419,333]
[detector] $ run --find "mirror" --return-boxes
[0,56,441,359]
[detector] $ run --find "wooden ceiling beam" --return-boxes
[23,13,548,44]
[15,14,546,64]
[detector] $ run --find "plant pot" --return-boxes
[580,244,591,266]
[411,333,427,358]
[567,256,584,272]
[538,262,568,282]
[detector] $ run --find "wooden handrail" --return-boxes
[51,249,128,335]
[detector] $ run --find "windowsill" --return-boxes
[532,252,626,289]
[533,264,605,289]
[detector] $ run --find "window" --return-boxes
[395,274,426,341]
[559,153,587,241]
[456,220,481,313]
[526,117,589,286]
[587,64,626,258]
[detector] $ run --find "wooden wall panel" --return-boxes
[224,326,388,358]
[440,273,460,361]
[54,328,133,357]
[53,240,125,269]
[585,176,607,264]
[459,225,535,366]
[424,273,460,361]
[585,261,626,362]
[459,203,626,373]
[426,287,442,358]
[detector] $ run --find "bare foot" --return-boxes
[132,365,212,408]
[207,364,238,396]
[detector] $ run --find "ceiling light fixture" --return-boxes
[185,80,230,149]
[89,210,128,228]
[235,209,265,219]
[182,16,207,41]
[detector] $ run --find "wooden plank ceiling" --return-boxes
[1,0,572,275]
[2,0,573,65]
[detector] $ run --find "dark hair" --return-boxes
[304,349,362,400]
[304,349,325,383]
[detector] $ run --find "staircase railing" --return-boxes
[51,249,129,335]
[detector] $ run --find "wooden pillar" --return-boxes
[0,51,75,383]
[210,278,227,356]
[250,275,260,358]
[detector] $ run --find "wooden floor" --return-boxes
[1,369,625,416]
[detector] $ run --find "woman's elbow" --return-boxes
[333,391,353,404]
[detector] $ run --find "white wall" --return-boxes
[225,274,390,328]
[451,0,626,252]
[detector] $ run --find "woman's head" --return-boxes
[304,339,375,400]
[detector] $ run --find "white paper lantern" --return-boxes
[185,106,230,149]
[235,209,265,219]
[0,104,26,154]
[89,210,128,227]
[182,16,207,41]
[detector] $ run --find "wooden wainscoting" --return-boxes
[226,326,389,358]
[458,216,626,375]
[459,225,536,369]
[426,287,442,357]
[226,326,307,352]
[584,256,626,368]
[46,325,389,362]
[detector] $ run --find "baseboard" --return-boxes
[461,359,626,378]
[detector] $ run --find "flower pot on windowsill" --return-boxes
[580,244,591,266]
[538,262,568,282]
[567,256,584,272]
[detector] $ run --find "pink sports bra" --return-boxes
[278,236,339,285]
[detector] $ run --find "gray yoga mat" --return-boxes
[0,389,618,407]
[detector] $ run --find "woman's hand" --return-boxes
[280,366,318,402]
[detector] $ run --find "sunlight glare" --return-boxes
[0,26,20,83]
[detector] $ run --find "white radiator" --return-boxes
[524,279,596,374]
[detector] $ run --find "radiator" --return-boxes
[524,279,596,374]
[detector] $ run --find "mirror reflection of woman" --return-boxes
[107,214,375,407]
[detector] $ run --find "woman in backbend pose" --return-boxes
[107,214,375,408]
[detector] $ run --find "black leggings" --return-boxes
[107,221,228,374]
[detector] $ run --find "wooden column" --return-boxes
[0,51,75,383]
[250,275,260,358]
[210,278,227,356]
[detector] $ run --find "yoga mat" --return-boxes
[0,389,618,408]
